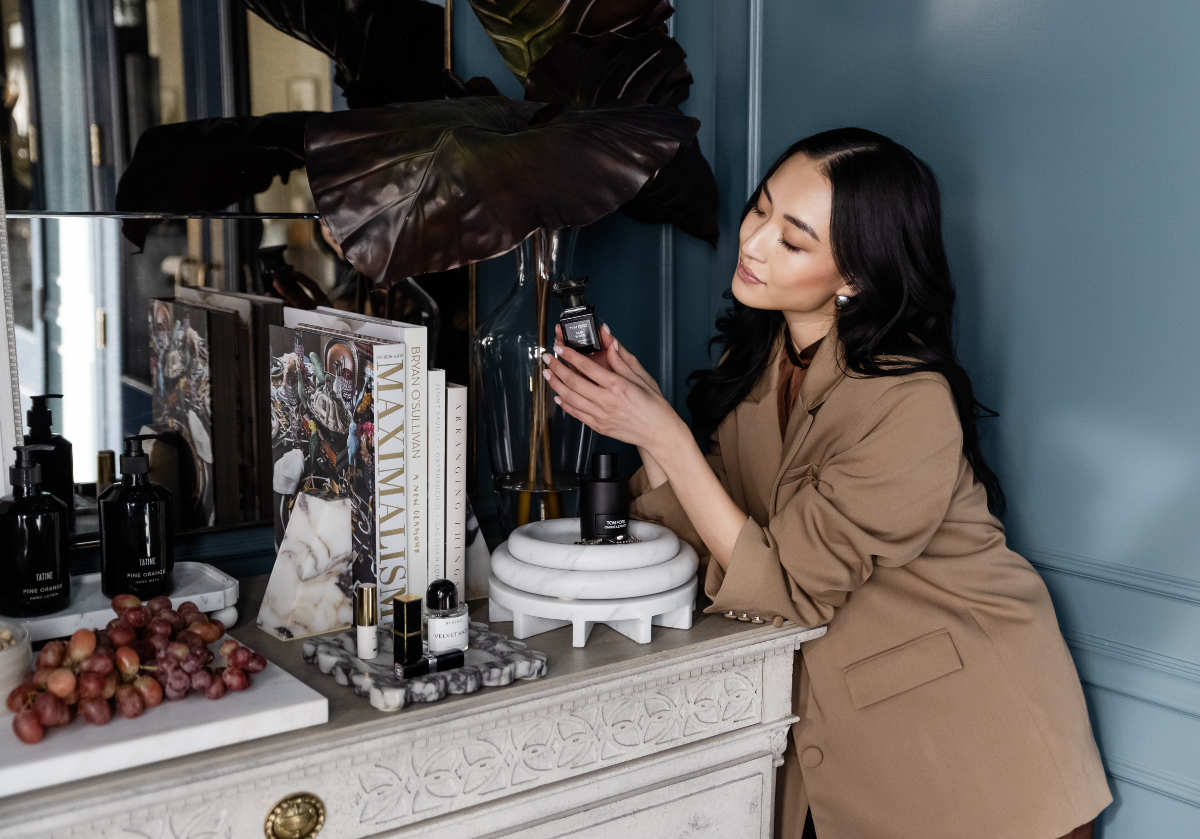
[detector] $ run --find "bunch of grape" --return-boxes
[6,594,266,744]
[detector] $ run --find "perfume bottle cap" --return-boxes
[354,583,378,625]
[426,579,459,611]
[10,444,50,488]
[553,276,590,309]
[593,452,616,480]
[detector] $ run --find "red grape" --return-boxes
[245,654,267,674]
[218,639,238,659]
[131,639,157,661]
[66,628,97,663]
[82,650,115,675]
[147,595,171,615]
[167,642,189,662]
[32,668,53,689]
[164,683,188,701]
[160,609,184,631]
[189,669,213,692]
[13,710,44,743]
[192,621,222,644]
[148,634,169,655]
[46,668,76,699]
[177,600,200,616]
[148,617,173,637]
[205,678,226,700]
[123,605,150,628]
[180,653,203,675]
[108,625,136,647]
[175,630,200,648]
[33,692,66,727]
[102,671,118,699]
[221,667,249,691]
[165,668,190,696]
[114,646,140,680]
[78,671,106,700]
[210,619,226,635]
[114,684,145,718]
[36,640,65,669]
[230,647,252,669]
[133,675,163,708]
[78,697,112,726]
[6,683,37,712]
[111,594,141,613]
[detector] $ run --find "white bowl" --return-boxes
[0,620,33,705]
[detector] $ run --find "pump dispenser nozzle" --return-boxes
[25,395,63,441]
[10,444,52,488]
[120,434,159,475]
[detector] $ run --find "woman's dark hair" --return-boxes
[686,127,1005,514]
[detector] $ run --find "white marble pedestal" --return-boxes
[489,519,699,647]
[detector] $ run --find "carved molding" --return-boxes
[353,667,763,826]
[768,725,791,768]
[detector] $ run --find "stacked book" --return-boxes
[266,308,469,620]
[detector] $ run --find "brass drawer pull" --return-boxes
[264,792,325,839]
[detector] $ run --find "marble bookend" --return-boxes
[257,492,354,640]
[301,621,548,712]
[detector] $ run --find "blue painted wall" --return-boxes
[749,0,1200,833]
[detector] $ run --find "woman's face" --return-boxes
[732,153,854,316]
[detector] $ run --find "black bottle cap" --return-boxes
[426,579,459,611]
[593,452,616,481]
[120,434,158,475]
[26,394,63,441]
[10,444,52,488]
[553,276,590,309]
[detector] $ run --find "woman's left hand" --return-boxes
[542,331,684,457]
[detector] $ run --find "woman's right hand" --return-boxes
[597,325,669,486]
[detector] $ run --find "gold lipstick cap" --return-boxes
[354,583,378,626]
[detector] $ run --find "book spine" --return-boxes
[373,344,409,620]
[404,332,428,606]
[427,369,447,585]
[446,383,467,599]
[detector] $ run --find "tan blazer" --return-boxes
[630,325,1111,839]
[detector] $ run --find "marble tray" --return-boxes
[302,622,548,713]
[0,637,327,796]
[20,562,239,643]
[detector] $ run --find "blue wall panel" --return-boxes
[753,1,1200,833]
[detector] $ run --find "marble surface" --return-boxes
[491,540,699,599]
[301,622,548,712]
[20,562,239,643]
[507,519,680,570]
[489,575,696,647]
[257,492,354,639]
[0,635,328,797]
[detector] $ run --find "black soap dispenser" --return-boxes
[24,394,74,529]
[99,435,175,598]
[0,445,70,617]
[579,452,631,543]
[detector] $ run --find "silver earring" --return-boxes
[835,294,851,309]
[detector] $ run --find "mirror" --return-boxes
[1,0,469,543]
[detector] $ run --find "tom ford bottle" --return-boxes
[553,276,603,354]
[0,445,70,617]
[579,452,630,542]
[99,435,174,598]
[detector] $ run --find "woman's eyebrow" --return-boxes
[762,182,821,242]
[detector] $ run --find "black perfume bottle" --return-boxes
[99,435,175,598]
[579,452,630,542]
[24,394,74,530]
[554,276,603,354]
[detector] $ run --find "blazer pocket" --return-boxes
[843,629,963,709]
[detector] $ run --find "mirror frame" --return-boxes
[0,172,20,495]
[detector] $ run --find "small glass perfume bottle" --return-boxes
[554,276,603,354]
[424,579,469,654]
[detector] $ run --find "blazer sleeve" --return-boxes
[704,378,962,627]
[629,443,726,564]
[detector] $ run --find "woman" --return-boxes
[542,128,1111,839]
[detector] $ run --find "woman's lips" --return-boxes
[737,261,764,285]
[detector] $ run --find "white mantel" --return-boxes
[0,576,824,839]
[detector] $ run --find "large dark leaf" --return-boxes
[305,97,698,279]
[115,112,309,248]
[241,0,444,107]
[467,0,672,82]
[622,137,718,244]
[524,30,690,107]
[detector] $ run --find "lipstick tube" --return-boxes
[393,592,424,669]
[355,583,378,660]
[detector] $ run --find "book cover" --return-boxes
[427,368,447,585]
[148,298,242,529]
[373,344,410,618]
[446,382,468,599]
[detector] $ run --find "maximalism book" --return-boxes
[374,343,410,618]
